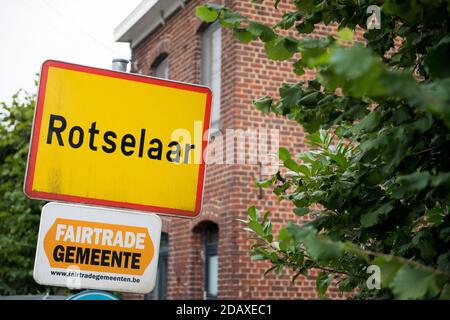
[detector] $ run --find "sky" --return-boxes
[0,0,142,104]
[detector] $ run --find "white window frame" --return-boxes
[152,54,169,79]
[201,22,222,130]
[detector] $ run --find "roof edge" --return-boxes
[114,0,185,48]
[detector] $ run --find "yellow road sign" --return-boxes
[25,60,212,218]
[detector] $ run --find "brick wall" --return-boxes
[129,0,349,300]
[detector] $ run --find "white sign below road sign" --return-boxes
[33,202,161,294]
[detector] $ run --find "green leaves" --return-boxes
[0,90,49,295]
[233,28,255,44]
[323,45,385,96]
[296,22,314,34]
[277,147,302,173]
[360,202,395,228]
[306,237,344,262]
[294,0,316,15]
[220,9,247,27]
[278,82,303,114]
[197,5,284,54]
[373,255,446,299]
[248,22,276,42]
[374,256,403,287]
[278,146,311,175]
[330,46,375,80]
[316,272,333,296]
[256,174,277,188]
[276,12,302,30]
[253,96,273,114]
[424,36,450,80]
[390,265,443,299]
[424,208,447,227]
[283,159,301,173]
[264,37,298,61]
[196,0,450,300]
[285,224,344,262]
[196,4,246,28]
[278,147,291,162]
[337,28,353,41]
[293,207,310,216]
[244,206,273,243]
[248,205,257,221]
[352,110,382,133]
[395,171,431,195]
[195,5,220,22]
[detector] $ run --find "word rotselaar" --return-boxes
[46,114,196,164]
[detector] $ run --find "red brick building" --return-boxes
[114,0,342,299]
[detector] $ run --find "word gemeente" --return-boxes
[46,114,196,164]
[43,218,154,276]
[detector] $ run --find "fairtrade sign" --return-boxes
[24,60,212,218]
[33,202,162,293]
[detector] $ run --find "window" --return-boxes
[204,224,218,299]
[145,232,168,300]
[152,53,169,79]
[201,22,222,129]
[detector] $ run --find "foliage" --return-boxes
[0,90,49,295]
[197,0,450,299]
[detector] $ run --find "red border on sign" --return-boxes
[24,60,212,218]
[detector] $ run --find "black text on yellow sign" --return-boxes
[46,114,196,164]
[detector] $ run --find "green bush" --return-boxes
[0,90,47,294]
[197,0,450,299]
